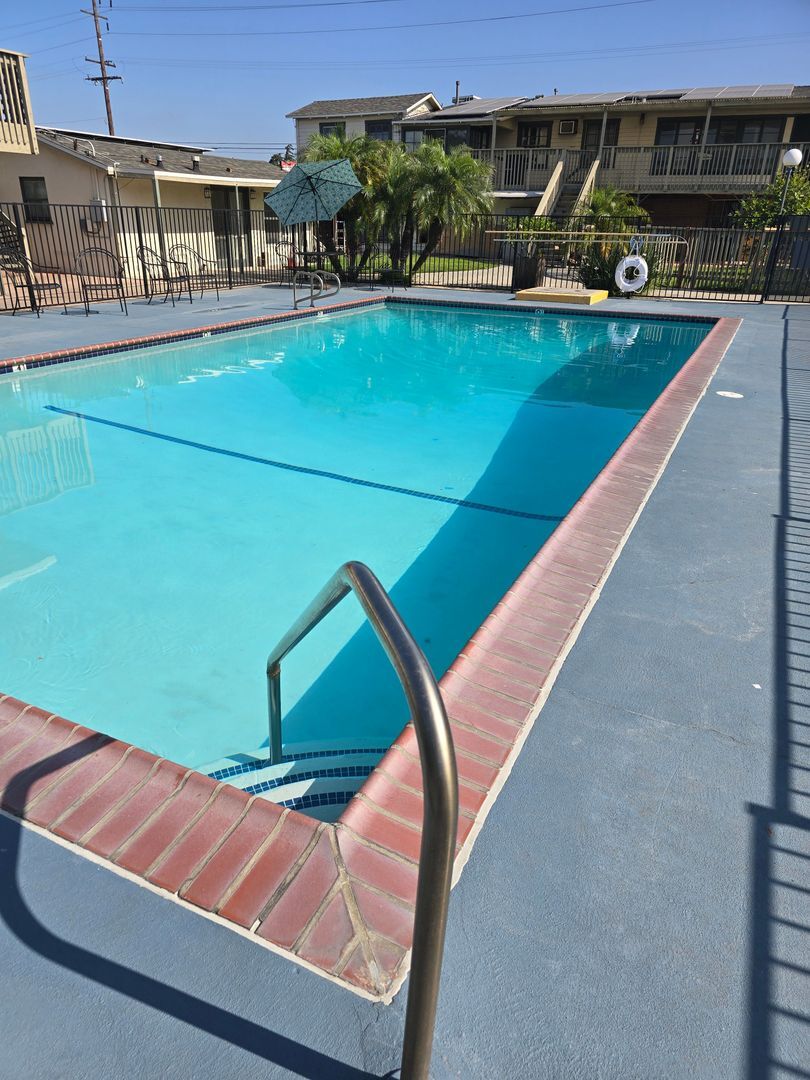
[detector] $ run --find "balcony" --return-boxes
[471,142,809,195]
[0,50,38,155]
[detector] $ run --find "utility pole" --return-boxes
[82,0,121,135]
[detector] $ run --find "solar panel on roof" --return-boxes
[680,86,725,100]
[679,84,793,101]
[751,84,794,97]
[522,92,624,107]
[718,86,761,97]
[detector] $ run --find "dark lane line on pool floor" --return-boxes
[44,405,562,524]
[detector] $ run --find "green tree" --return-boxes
[368,142,418,272]
[268,143,295,167]
[301,132,387,274]
[578,185,649,229]
[408,142,493,274]
[732,171,810,228]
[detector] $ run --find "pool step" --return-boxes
[201,743,387,822]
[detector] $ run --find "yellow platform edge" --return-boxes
[514,288,609,305]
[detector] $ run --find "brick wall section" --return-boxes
[0,308,740,1001]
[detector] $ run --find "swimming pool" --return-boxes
[1,301,710,787]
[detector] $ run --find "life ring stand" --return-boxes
[615,253,648,293]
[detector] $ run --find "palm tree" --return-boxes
[301,132,387,274]
[408,142,493,274]
[578,185,649,230]
[368,143,418,272]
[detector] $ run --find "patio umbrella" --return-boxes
[263,159,362,227]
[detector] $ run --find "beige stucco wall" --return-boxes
[0,141,106,205]
[0,145,281,281]
[295,108,424,153]
[496,104,810,151]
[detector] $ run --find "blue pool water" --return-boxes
[0,303,709,767]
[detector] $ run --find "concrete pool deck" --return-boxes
[0,288,808,1077]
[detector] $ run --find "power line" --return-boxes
[0,11,83,33]
[109,31,810,71]
[110,0,654,37]
[117,0,406,8]
[0,16,86,37]
[29,37,93,55]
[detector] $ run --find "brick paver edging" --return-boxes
[0,304,741,1002]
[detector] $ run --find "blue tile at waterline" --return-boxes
[0,304,708,768]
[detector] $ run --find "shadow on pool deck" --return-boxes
[0,742,380,1080]
[745,311,810,1080]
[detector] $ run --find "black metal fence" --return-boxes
[0,201,302,312]
[400,213,810,303]
[2,201,810,311]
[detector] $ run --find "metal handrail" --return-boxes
[266,561,459,1080]
[292,268,340,308]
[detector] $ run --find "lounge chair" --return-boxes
[74,246,128,316]
[0,249,67,317]
[168,243,220,301]
[136,244,192,306]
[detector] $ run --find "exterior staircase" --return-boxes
[202,741,388,822]
[551,184,581,222]
[0,208,23,252]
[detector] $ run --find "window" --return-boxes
[655,118,704,146]
[19,176,51,223]
[365,119,392,141]
[516,122,551,148]
[319,121,345,137]
[402,128,424,150]
[705,115,784,145]
[445,127,470,150]
[581,118,620,152]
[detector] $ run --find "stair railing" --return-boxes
[266,561,459,1080]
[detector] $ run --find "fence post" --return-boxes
[134,207,150,297]
[223,211,234,289]
[760,219,786,303]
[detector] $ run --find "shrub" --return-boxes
[732,171,810,228]
[576,242,658,297]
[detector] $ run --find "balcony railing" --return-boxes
[0,50,38,155]
[470,142,809,194]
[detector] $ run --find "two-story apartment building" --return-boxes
[287,92,441,151]
[397,84,810,225]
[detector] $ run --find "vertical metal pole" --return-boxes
[596,107,608,159]
[266,665,283,765]
[697,103,712,178]
[400,689,458,1080]
[134,206,150,296]
[152,176,167,261]
[761,216,786,303]
[223,210,234,289]
[778,167,794,217]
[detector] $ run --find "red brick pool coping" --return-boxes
[0,301,741,1001]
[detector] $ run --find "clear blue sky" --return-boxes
[6,0,809,157]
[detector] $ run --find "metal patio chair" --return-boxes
[274,239,307,285]
[0,248,67,317]
[136,244,192,306]
[74,246,129,316]
[168,243,220,301]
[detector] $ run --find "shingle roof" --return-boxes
[37,129,284,183]
[287,93,436,119]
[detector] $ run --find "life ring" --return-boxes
[615,254,648,293]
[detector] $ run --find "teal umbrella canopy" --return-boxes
[264,159,362,226]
